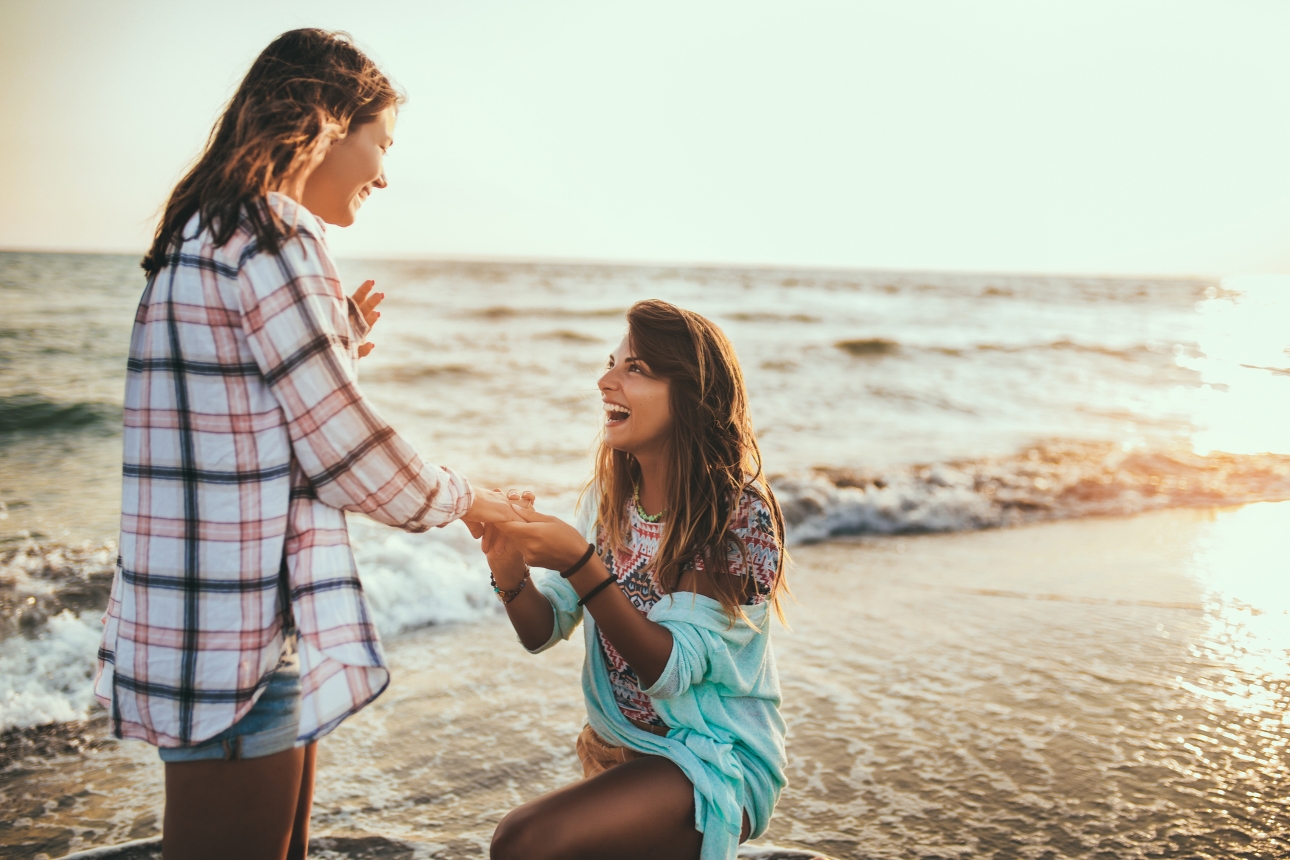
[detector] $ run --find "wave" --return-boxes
[774,440,1290,543]
[828,339,1201,362]
[0,393,121,435]
[5,443,1288,733]
[0,524,502,733]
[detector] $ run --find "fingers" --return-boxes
[362,294,384,328]
[505,488,537,511]
[352,280,374,305]
[357,342,375,358]
[468,488,525,523]
[507,504,557,524]
[464,520,485,539]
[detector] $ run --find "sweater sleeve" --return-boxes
[639,608,714,700]
[237,219,472,531]
[641,591,769,701]
[527,571,583,653]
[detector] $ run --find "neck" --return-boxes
[632,448,669,517]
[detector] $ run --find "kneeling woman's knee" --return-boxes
[491,805,554,860]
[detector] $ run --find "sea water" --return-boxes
[3,251,1290,730]
[1,252,1288,857]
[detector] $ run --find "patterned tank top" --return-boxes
[596,488,781,726]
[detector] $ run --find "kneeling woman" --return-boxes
[481,299,788,860]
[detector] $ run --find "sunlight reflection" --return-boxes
[1184,277,1290,456]
[1185,501,1290,717]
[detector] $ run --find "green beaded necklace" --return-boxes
[632,482,667,523]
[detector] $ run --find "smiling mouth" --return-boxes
[603,402,631,425]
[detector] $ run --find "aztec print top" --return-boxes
[596,487,781,726]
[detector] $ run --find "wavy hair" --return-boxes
[142,28,403,275]
[592,300,788,625]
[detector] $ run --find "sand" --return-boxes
[4,503,1287,859]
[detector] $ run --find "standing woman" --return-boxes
[481,300,789,860]
[94,29,511,860]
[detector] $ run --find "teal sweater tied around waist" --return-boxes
[526,505,787,860]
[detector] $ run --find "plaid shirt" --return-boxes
[95,193,473,747]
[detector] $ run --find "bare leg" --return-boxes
[287,743,318,860]
[491,755,749,860]
[163,744,314,860]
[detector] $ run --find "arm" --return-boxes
[238,226,504,530]
[496,509,675,688]
[481,521,557,651]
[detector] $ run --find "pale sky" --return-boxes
[2,0,1289,276]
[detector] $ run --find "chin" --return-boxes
[604,429,632,452]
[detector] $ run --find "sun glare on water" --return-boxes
[1184,278,1290,458]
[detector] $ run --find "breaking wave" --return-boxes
[775,440,1290,543]
[0,524,504,733]
[4,442,1289,733]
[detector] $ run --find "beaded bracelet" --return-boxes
[490,568,530,604]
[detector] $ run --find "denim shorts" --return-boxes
[159,637,301,763]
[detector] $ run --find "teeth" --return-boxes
[602,402,631,416]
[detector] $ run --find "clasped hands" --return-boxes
[463,488,588,589]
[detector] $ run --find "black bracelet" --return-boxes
[576,576,617,607]
[560,543,597,579]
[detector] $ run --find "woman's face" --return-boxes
[599,335,673,457]
[300,106,396,226]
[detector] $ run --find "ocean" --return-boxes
[2,251,1288,858]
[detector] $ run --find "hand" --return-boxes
[495,505,591,571]
[350,280,385,358]
[480,489,535,587]
[462,486,526,537]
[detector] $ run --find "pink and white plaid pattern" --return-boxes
[95,194,473,748]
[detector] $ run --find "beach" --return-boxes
[4,502,1288,859]
[2,253,1289,859]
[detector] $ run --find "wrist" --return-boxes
[559,542,597,578]
[488,558,529,588]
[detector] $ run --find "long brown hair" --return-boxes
[593,300,788,624]
[142,29,402,275]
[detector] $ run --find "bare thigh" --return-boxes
[491,755,747,860]
[163,742,317,860]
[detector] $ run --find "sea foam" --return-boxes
[4,443,1289,733]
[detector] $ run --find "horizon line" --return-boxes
[0,245,1225,284]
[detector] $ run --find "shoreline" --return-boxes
[3,503,1287,859]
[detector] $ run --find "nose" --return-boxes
[373,171,388,189]
[598,367,617,393]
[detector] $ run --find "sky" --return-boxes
[1,0,1289,277]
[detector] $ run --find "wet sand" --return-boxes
[3,503,1287,859]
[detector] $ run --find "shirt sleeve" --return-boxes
[238,225,472,531]
[694,492,781,600]
[729,494,781,598]
[527,571,584,653]
[641,593,768,700]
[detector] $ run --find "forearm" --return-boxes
[239,236,472,530]
[567,556,673,688]
[504,583,557,651]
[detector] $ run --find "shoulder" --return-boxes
[235,194,329,266]
[262,193,326,242]
[731,487,779,545]
[237,194,336,278]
